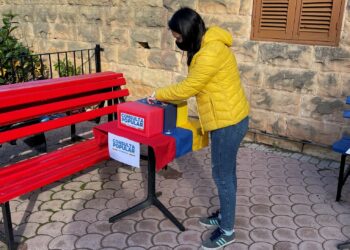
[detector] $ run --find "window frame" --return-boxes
[251,0,346,46]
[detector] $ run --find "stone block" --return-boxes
[161,30,175,50]
[111,64,142,87]
[264,68,316,94]
[123,0,163,7]
[57,8,80,24]
[239,0,252,15]
[77,24,101,43]
[238,63,262,87]
[33,22,50,39]
[341,73,350,97]
[233,39,258,62]
[250,108,287,136]
[50,23,77,40]
[130,28,161,49]
[79,6,105,25]
[163,0,196,11]
[34,7,57,23]
[118,47,147,67]
[317,72,341,98]
[199,0,240,14]
[285,118,341,146]
[101,46,118,64]
[315,46,350,72]
[302,144,339,161]
[147,50,179,71]
[141,67,173,88]
[255,133,303,153]
[340,21,350,46]
[244,131,255,142]
[135,7,166,27]
[251,88,300,115]
[102,27,129,45]
[259,43,313,68]
[203,14,251,38]
[107,7,133,27]
[300,96,345,122]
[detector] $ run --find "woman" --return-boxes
[149,7,249,249]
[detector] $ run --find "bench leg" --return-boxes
[1,202,15,250]
[336,154,347,201]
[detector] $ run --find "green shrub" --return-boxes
[0,13,43,84]
[54,59,81,77]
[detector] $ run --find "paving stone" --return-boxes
[288,185,309,194]
[177,230,202,247]
[294,215,320,228]
[316,214,343,227]
[135,218,159,233]
[73,190,96,200]
[102,232,128,249]
[186,206,208,218]
[15,222,40,238]
[251,204,274,216]
[273,241,298,250]
[337,214,350,225]
[342,225,350,237]
[235,229,253,245]
[62,199,86,210]
[273,227,300,243]
[319,226,347,240]
[190,196,211,207]
[227,242,249,250]
[159,218,181,232]
[269,185,290,195]
[298,241,323,250]
[76,233,103,249]
[271,204,294,216]
[237,205,253,217]
[52,190,75,201]
[169,196,191,207]
[87,220,112,235]
[51,209,76,223]
[291,204,316,215]
[49,234,78,250]
[173,245,199,250]
[150,246,172,250]
[37,221,65,237]
[24,235,53,250]
[251,195,272,205]
[111,218,137,234]
[289,194,312,204]
[296,227,325,242]
[269,177,288,186]
[249,242,273,250]
[312,203,337,215]
[250,186,269,195]
[74,208,98,223]
[128,232,153,248]
[62,221,89,236]
[272,216,298,229]
[249,228,276,244]
[250,215,274,230]
[26,210,53,223]
[153,231,179,247]
[323,239,345,250]
[40,200,65,212]
[85,198,108,210]
[270,194,292,205]
[106,197,130,210]
[36,190,55,201]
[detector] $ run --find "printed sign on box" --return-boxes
[108,132,140,168]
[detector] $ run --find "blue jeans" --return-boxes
[210,116,249,231]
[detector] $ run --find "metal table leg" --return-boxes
[109,146,185,231]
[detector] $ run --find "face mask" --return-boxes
[176,40,190,51]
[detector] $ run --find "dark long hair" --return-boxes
[168,7,206,66]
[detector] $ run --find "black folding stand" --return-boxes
[109,146,185,231]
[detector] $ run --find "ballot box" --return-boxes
[117,101,164,137]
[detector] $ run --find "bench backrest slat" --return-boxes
[0,78,126,109]
[0,89,129,126]
[0,105,118,144]
[0,72,129,144]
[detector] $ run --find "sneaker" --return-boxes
[199,210,220,228]
[201,227,235,250]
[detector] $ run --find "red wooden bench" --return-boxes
[0,71,129,250]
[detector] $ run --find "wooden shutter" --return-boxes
[251,0,345,46]
[293,0,344,45]
[252,0,297,40]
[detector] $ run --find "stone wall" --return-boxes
[1,0,349,159]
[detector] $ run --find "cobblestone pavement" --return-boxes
[0,123,349,250]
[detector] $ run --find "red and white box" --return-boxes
[117,101,164,137]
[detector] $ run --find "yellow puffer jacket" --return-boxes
[155,26,250,132]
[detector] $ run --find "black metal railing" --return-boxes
[0,44,103,84]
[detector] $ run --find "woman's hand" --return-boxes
[147,91,156,104]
